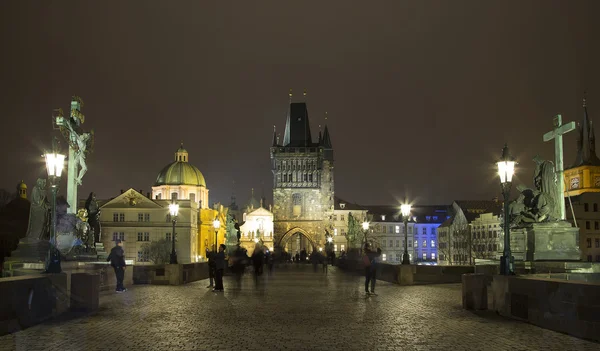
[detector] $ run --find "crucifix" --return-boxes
[543,114,576,220]
[53,96,93,214]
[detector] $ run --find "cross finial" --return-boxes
[325,111,328,121]
[583,91,588,108]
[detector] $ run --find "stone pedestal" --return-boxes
[499,221,581,262]
[529,222,580,260]
[462,273,487,310]
[398,265,414,285]
[9,238,50,263]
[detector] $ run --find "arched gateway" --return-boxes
[277,227,318,252]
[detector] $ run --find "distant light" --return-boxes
[254,238,259,243]
[362,222,369,231]
[401,204,412,217]
[213,218,221,229]
[318,247,323,252]
[169,203,179,217]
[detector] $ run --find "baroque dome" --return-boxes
[154,145,206,187]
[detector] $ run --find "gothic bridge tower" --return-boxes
[270,91,334,252]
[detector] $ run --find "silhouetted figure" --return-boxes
[206,248,215,288]
[266,250,274,275]
[252,245,264,281]
[213,244,226,292]
[107,239,126,292]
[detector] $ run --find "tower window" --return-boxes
[171,192,178,200]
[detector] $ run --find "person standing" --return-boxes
[363,243,374,294]
[369,248,382,295]
[107,239,127,293]
[206,248,215,288]
[213,244,227,292]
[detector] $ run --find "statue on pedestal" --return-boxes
[509,156,559,226]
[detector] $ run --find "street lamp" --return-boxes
[401,204,412,265]
[45,149,65,273]
[497,144,516,275]
[169,202,179,264]
[213,217,220,251]
[362,221,369,251]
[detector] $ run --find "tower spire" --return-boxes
[322,112,332,148]
[272,125,278,146]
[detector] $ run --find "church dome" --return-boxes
[154,144,206,187]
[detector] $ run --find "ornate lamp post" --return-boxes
[401,204,412,265]
[213,217,221,251]
[497,144,516,275]
[45,149,66,273]
[362,221,369,251]
[169,202,179,264]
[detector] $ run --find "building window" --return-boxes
[422,227,426,234]
[382,226,387,234]
[596,255,600,262]
[118,232,125,241]
[409,241,412,248]
[171,192,178,200]
[596,222,600,230]
[433,216,438,221]
[395,225,400,234]
[586,221,591,230]
[409,227,413,234]
[112,232,118,241]
[422,240,426,248]
[341,229,346,236]
[422,253,426,260]
[431,240,435,248]
[119,213,125,222]
[595,203,599,212]
[137,232,143,241]
[596,238,600,248]
[382,254,387,261]
[166,232,171,241]
[382,239,386,247]
[341,215,345,221]
[389,240,393,247]
[381,215,386,221]
[585,203,589,212]
[334,244,338,252]
[431,252,436,260]
[145,213,150,222]
[395,240,399,247]
[155,193,162,200]
[138,213,144,222]
[426,216,431,221]
[587,255,592,262]
[587,238,592,248]
[166,214,172,223]
[113,213,119,222]
[334,228,338,236]
[333,215,337,221]
[341,244,345,252]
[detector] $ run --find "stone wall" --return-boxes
[0,273,68,336]
[133,262,209,285]
[492,275,600,341]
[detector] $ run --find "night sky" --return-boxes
[1,1,599,207]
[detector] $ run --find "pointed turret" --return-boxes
[282,90,314,147]
[272,125,278,146]
[570,95,600,167]
[318,125,323,144]
[321,112,332,148]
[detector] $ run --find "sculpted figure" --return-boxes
[25,178,49,240]
[85,192,101,243]
[508,156,558,226]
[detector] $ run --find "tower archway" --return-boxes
[277,227,318,254]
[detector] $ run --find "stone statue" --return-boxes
[76,208,94,249]
[63,118,92,186]
[54,196,82,256]
[84,192,101,243]
[509,156,559,226]
[25,178,49,240]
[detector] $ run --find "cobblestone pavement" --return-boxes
[1,265,599,351]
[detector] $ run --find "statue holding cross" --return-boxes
[543,114,576,221]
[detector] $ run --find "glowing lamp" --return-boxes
[169,203,179,217]
[401,204,411,217]
[213,219,221,230]
[327,237,333,243]
[362,222,369,231]
[497,144,516,184]
[45,152,65,178]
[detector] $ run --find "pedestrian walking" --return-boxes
[252,244,264,281]
[107,239,127,293]
[363,243,374,294]
[213,244,227,292]
[266,249,274,275]
[369,248,382,295]
[206,248,216,288]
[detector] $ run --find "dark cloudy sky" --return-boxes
[1,1,598,207]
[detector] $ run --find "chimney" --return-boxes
[120,189,124,194]
[147,192,150,198]
[139,189,143,194]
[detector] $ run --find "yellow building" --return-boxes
[99,145,227,264]
[564,98,600,262]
